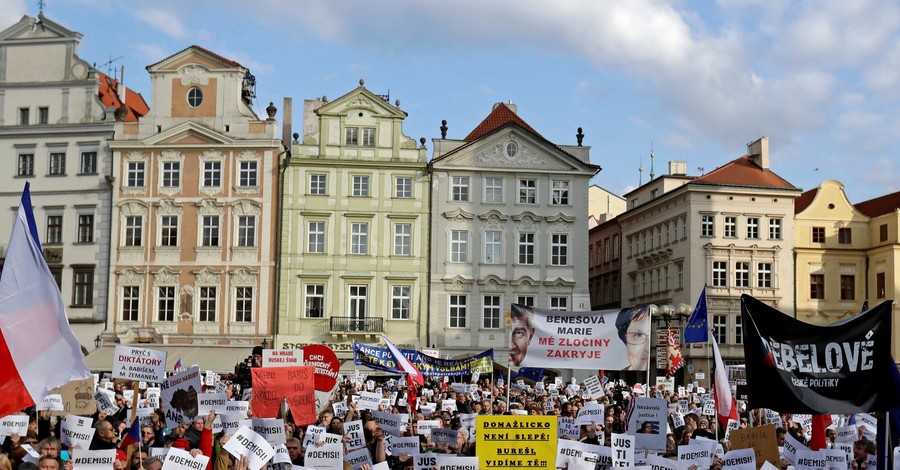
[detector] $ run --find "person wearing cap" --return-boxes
[693,418,714,439]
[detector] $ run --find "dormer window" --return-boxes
[188,88,203,108]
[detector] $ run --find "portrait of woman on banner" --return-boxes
[615,307,651,371]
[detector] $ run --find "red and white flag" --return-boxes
[711,335,738,426]
[382,334,424,386]
[0,183,92,417]
[665,327,684,377]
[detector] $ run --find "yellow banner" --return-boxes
[476,415,557,470]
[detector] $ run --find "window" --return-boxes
[757,263,772,288]
[713,315,727,344]
[160,215,178,246]
[451,176,469,202]
[308,222,325,253]
[810,274,825,299]
[161,162,180,187]
[604,240,610,263]
[880,224,888,242]
[838,227,852,244]
[80,152,97,174]
[72,267,93,307]
[38,107,48,124]
[19,107,29,125]
[122,286,140,322]
[348,285,367,320]
[840,275,855,301]
[77,214,94,243]
[712,261,727,287]
[200,216,220,247]
[484,177,503,203]
[518,179,537,204]
[449,295,467,328]
[391,286,411,320]
[239,161,258,187]
[812,227,825,243]
[46,215,63,244]
[395,177,412,198]
[49,153,66,175]
[506,141,518,157]
[188,88,203,107]
[345,127,359,146]
[305,285,324,318]
[127,162,145,187]
[550,296,568,311]
[613,235,620,259]
[876,272,886,299]
[516,296,534,307]
[735,315,743,344]
[394,223,411,256]
[450,230,468,263]
[482,295,501,329]
[362,128,376,147]
[157,286,175,322]
[352,175,370,197]
[676,262,684,289]
[735,262,749,288]
[235,287,253,322]
[203,161,221,187]
[17,154,34,176]
[49,267,62,291]
[199,287,217,322]
[518,233,535,264]
[769,219,782,240]
[724,217,736,238]
[551,180,570,205]
[484,231,502,264]
[310,174,327,195]
[746,217,759,239]
[237,215,256,247]
[124,216,143,246]
[350,222,368,255]
[551,234,568,266]
[701,215,714,237]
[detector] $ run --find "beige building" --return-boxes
[588,185,626,228]
[275,83,430,360]
[92,46,282,370]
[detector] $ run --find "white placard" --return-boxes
[149,448,169,458]
[357,391,381,411]
[304,442,343,470]
[37,394,65,411]
[72,449,116,470]
[390,436,420,458]
[0,414,29,436]
[112,344,167,382]
[584,375,604,399]
[372,411,402,436]
[345,447,373,470]
[272,445,291,464]
[94,389,119,415]
[611,433,634,467]
[160,366,202,428]
[431,428,458,447]
[262,349,303,368]
[679,442,713,468]
[197,393,228,415]
[163,447,211,470]
[302,425,326,448]
[835,425,857,443]
[721,448,755,470]
[416,419,440,438]
[345,420,365,450]
[242,418,286,446]
[575,402,604,426]
[223,425,276,470]
[220,414,244,436]
[441,399,457,412]
[61,415,95,449]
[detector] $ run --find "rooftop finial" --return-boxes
[649,142,655,180]
[639,155,643,186]
[576,127,584,146]
[359,79,365,86]
[440,120,448,139]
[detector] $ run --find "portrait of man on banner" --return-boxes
[508,304,535,367]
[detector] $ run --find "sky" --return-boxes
[3,0,899,203]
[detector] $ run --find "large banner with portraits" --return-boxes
[741,294,898,414]
[508,304,650,370]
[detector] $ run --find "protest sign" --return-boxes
[223,425,276,470]
[508,304,644,370]
[37,394,64,412]
[357,391,382,411]
[584,375,604,400]
[345,447,373,470]
[250,366,316,425]
[161,366,201,428]
[0,414,28,436]
[477,415,556,470]
[305,442,343,470]
[223,401,250,418]
[344,420,365,450]
[782,432,807,465]
[431,428,458,446]
[163,447,210,470]
[303,344,341,392]
[611,433,635,468]
[19,444,40,464]
[433,456,478,470]
[575,401,604,426]
[441,399,458,412]
[302,425,326,448]
[56,378,97,416]
[197,393,227,415]
[72,449,115,470]
[556,439,605,470]
[794,449,827,470]
[671,412,684,429]
[821,449,847,470]
[626,397,666,451]
[262,349,303,368]
[242,418,287,447]
[272,444,290,464]
[390,436,420,458]
[61,415,95,450]
[835,425,857,443]
[679,442,713,468]
[112,345,166,382]
[459,413,477,430]
[94,389,119,415]
[730,424,779,469]
[219,414,243,436]
[645,455,682,470]
[416,419,440,438]
[721,448,755,470]
[856,413,877,439]
[558,417,579,439]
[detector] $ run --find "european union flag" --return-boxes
[512,367,544,382]
[684,286,709,344]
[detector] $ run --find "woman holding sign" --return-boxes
[615,307,651,371]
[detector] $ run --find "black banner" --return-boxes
[741,294,897,414]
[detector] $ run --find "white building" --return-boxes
[429,102,599,363]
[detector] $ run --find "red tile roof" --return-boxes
[794,188,818,214]
[147,45,244,70]
[463,103,542,142]
[855,190,900,217]
[97,72,149,122]
[692,155,797,189]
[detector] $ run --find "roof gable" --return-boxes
[144,121,235,146]
[464,103,540,141]
[314,85,407,119]
[692,155,797,190]
[97,72,149,123]
[147,45,244,72]
[0,14,81,42]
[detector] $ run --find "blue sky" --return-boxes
[3,0,899,202]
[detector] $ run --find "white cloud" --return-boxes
[0,0,26,29]
[134,8,188,39]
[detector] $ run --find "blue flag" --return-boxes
[512,367,544,382]
[683,286,709,344]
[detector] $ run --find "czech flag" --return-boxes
[119,416,142,449]
[0,183,92,417]
[174,358,182,371]
[382,334,424,387]
[712,335,738,426]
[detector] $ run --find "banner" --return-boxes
[251,366,316,425]
[160,366,201,428]
[741,295,898,413]
[303,344,340,392]
[508,304,647,370]
[353,343,493,376]
[477,415,556,470]
[625,397,667,451]
[112,345,167,382]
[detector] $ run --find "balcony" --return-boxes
[329,317,383,334]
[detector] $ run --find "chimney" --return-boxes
[493,101,517,114]
[668,160,687,176]
[747,136,769,171]
[303,98,326,138]
[281,97,292,150]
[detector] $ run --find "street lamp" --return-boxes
[94,335,101,350]
[261,338,269,349]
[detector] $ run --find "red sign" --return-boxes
[302,344,340,392]
[251,366,316,424]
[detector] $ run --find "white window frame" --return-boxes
[79,151,97,175]
[348,285,368,319]
[518,179,537,204]
[352,175,370,197]
[449,294,467,328]
[395,177,412,198]
[305,284,325,318]
[308,221,325,254]
[701,215,715,237]
[450,230,468,263]
[391,286,411,320]
[551,233,568,266]
[769,218,782,240]
[747,217,759,239]
[518,232,535,264]
[236,215,256,247]
[124,215,143,247]
[712,261,727,287]
[482,295,501,329]
[394,223,412,256]
[159,215,179,247]
[451,176,469,202]
[310,174,327,195]
[198,286,217,322]
[238,160,258,187]
[724,216,737,238]
[202,161,222,188]
[713,315,727,344]
[234,286,254,322]
[126,161,145,187]
[551,180,569,205]
[550,296,568,311]
[516,296,534,307]
[735,261,750,288]
[121,285,140,322]
[49,152,66,175]
[350,222,369,255]
[161,161,180,188]
[361,128,376,147]
[157,285,176,322]
[757,262,772,288]
[201,215,220,247]
[484,231,502,264]
[484,177,503,203]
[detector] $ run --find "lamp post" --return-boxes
[651,303,692,385]
[94,335,101,350]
